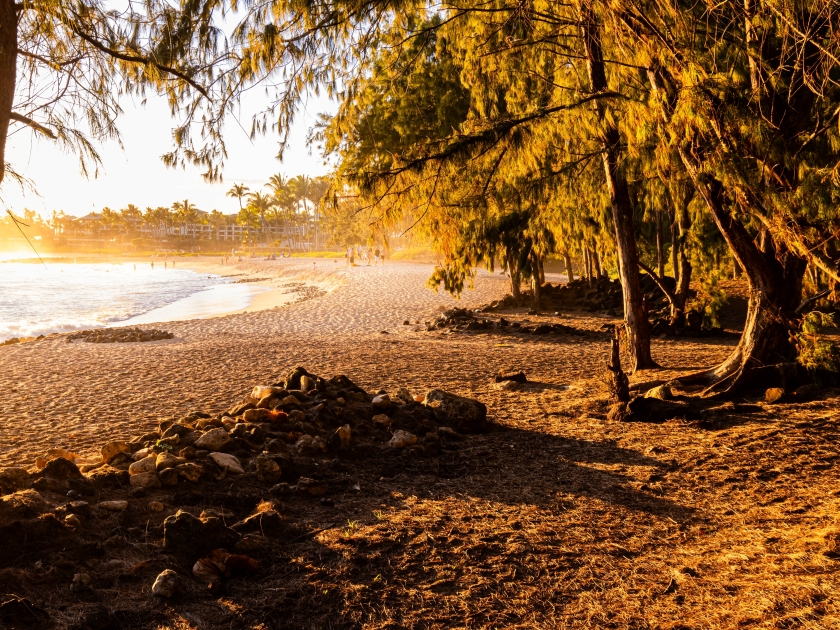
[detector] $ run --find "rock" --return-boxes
[128,455,157,476]
[194,427,231,451]
[794,383,821,401]
[623,396,700,423]
[300,375,315,392]
[100,441,130,464]
[156,452,185,471]
[283,366,317,390]
[179,446,196,459]
[288,409,306,422]
[295,477,328,496]
[373,414,392,428]
[422,389,488,433]
[64,513,82,528]
[130,471,162,490]
[372,394,391,409]
[208,452,244,474]
[151,569,182,598]
[495,371,528,383]
[494,380,519,390]
[157,435,180,448]
[77,604,111,630]
[39,457,82,480]
[389,430,418,448]
[645,384,673,400]
[176,463,204,482]
[235,534,270,553]
[252,385,282,400]
[70,572,92,593]
[294,434,320,456]
[281,395,301,408]
[255,455,282,484]
[158,467,179,486]
[149,501,164,512]
[765,387,786,403]
[330,424,351,451]
[396,387,414,404]
[163,510,240,558]
[0,468,30,494]
[0,489,49,521]
[243,408,271,423]
[160,424,189,439]
[413,394,424,402]
[233,510,287,537]
[98,500,128,511]
[85,465,129,489]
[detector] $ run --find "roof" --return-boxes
[75,212,102,221]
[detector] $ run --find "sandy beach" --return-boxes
[0,257,734,467]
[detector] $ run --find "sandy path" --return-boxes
[0,259,736,466]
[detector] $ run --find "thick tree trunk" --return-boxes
[531,256,541,313]
[584,247,592,286]
[595,249,604,279]
[538,257,545,285]
[508,255,522,305]
[581,1,656,371]
[0,0,17,186]
[563,251,575,283]
[669,207,679,279]
[673,170,806,395]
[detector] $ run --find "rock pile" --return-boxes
[427,307,585,336]
[0,366,490,618]
[66,327,175,343]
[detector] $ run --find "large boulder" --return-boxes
[163,510,240,558]
[422,389,488,433]
[38,457,82,480]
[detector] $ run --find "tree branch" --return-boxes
[637,260,676,304]
[71,28,210,99]
[9,112,57,139]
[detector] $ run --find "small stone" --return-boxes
[208,452,244,474]
[494,380,518,390]
[372,394,391,409]
[373,414,392,428]
[389,430,418,448]
[151,569,181,598]
[158,467,179,486]
[98,500,129,511]
[765,387,785,404]
[100,441,130,464]
[130,471,162,490]
[70,572,91,593]
[281,395,301,407]
[157,435,181,447]
[294,434,319,456]
[336,397,346,405]
[243,408,270,423]
[295,477,328,496]
[396,387,413,404]
[422,389,488,433]
[331,424,351,451]
[300,375,315,392]
[178,446,196,459]
[149,501,164,512]
[163,510,240,557]
[194,427,231,451]
[132,448,153,461]
[176,463,204,482]
[155,452,185,471]
[288,409,306,422]
[64,513,82,528]
[255,455,282,484]
[645,384,673,400]
[413,395,424,403]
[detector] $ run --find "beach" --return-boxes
[0,256,734,466]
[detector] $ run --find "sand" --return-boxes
[4,260,840,628]
[0,257,734,467]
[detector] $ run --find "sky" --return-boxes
[2,88,336,219]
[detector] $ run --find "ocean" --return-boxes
[0,257,263,341]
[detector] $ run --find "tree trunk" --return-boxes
[670,207,679,279]
[656,209,665,279]
[581,2,656,371]
[584,247,592,286]
[532,256,541,313]
[674,168,806,395]
[538,257,545,285]
[0,0,17,186]
[563,251,575,283]
[508,254,522,305]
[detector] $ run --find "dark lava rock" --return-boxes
[622,396,701,423]
[422,389,488,433]
[38,457,82,480]
[163,510,240,559]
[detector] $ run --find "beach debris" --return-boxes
[151,569,182,598]
[66,327,174,343]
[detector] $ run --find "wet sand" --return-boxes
[0,257,735,466]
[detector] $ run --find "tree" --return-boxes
[246,191,272,243]
[226,184,251,212]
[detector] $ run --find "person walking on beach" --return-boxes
[374,247,380,265]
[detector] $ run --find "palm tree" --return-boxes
[172,199,204,239]
[266,173,292,246]
[226,183,250,212]
[246,191,272,243]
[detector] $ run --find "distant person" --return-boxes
[151,262,154,269]
[349,248,355,266]
[133,264,136,271]
[374,247,380,265]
